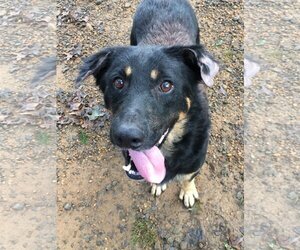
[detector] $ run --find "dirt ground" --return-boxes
[1,0,298,249]
[244,1,300,249]
[55,1,244,249]
[0,0,244,249]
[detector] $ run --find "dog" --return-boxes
[77,0,219,208]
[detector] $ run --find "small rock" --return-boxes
[293,226,300,235]
[12,203,25,211]
[84,235,92,242]
[186,227,204,245]
[154,241,161,250]
[253,230,264,236]
[63,203,72,211]
[236,191,243,200]
[180,241,188,250]
[96,0,104,5]
[163,244,170,250]
[124,3,131,8]
[199,242,207,248]
[214,230,221,236]
[233,16,242,24]
[96,240,104,246]
[62,66,69,73]
[105,183,112,191]
[287,191,298,200]
[98,22,104,33]
[0,9,7,17]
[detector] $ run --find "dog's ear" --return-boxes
[184,47,219,87]
[165,45,219,87]
[76,49,112,85]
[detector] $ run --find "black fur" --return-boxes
[77,0,218,184]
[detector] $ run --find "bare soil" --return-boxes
[56,1,244,249]
[0,0,244,249]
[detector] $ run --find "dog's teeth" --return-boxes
[158,129,169,145]
[123,163,131,171]
[129,170,136,175]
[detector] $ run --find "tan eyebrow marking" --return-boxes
[150,69,159,80]
[186,97,191,110]
[125,66,132,76]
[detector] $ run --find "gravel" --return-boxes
[63,203,72,211]
[12,203,25,211]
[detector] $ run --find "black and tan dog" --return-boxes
[77,0,219,208]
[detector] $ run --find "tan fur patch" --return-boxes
[179,175,196,190]
[179,112,186,121]
[150,69,159,80]
[161,117,187,156]
[178,176,199,207]
[176,172,198,182]
[125,66,132,76]
[186,97,191,110]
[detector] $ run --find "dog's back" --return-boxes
[131,0,199,46]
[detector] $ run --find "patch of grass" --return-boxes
[131,217,157,248]
[190,200,202,215]
[223,49,234,61]
[256,39,266,46]
[78,130,89,145]
[265,49,283,60]
[224,242,235,250]
[35,131,50,145]
[268,241,284,250]
[215,38,224,47]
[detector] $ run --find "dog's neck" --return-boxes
[138,22,194,46]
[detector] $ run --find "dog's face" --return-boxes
[77,45,218,151]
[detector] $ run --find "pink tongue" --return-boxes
[128,146,166,184]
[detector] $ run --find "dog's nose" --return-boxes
[114,125,144,149]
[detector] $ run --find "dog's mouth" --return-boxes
[122,129,169,183]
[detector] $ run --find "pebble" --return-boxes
[180,241,188,250]
[167,236,174,244]
[154,241,161,250]
[124,3,131,8]
[63,203,72,211]
[186,227,204,245]
[12,202,25,211]
[293,226,300,235]
[96,0,105,5]
[96,240,104,246]
[84,235,92,242]
[253,230,264,236]
[199,242,206,248]
[287,191,298,200]
[236,191,243,200]
[0,9,7,17]
[105,183,112,191]
[214,230,221,236]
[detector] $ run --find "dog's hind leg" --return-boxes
[178,172,199,208]
[151,183,167,197]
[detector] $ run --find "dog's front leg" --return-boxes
[151,183,167,197]
[178,172,199,208]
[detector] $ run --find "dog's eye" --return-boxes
[113,78,125,89]
[160,81,174,93]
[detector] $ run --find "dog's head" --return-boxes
[77,45,218,151]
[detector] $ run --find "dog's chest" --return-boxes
[160,118,187,157]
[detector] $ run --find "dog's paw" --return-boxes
[179,185,199,208]
[151,183,167,197]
